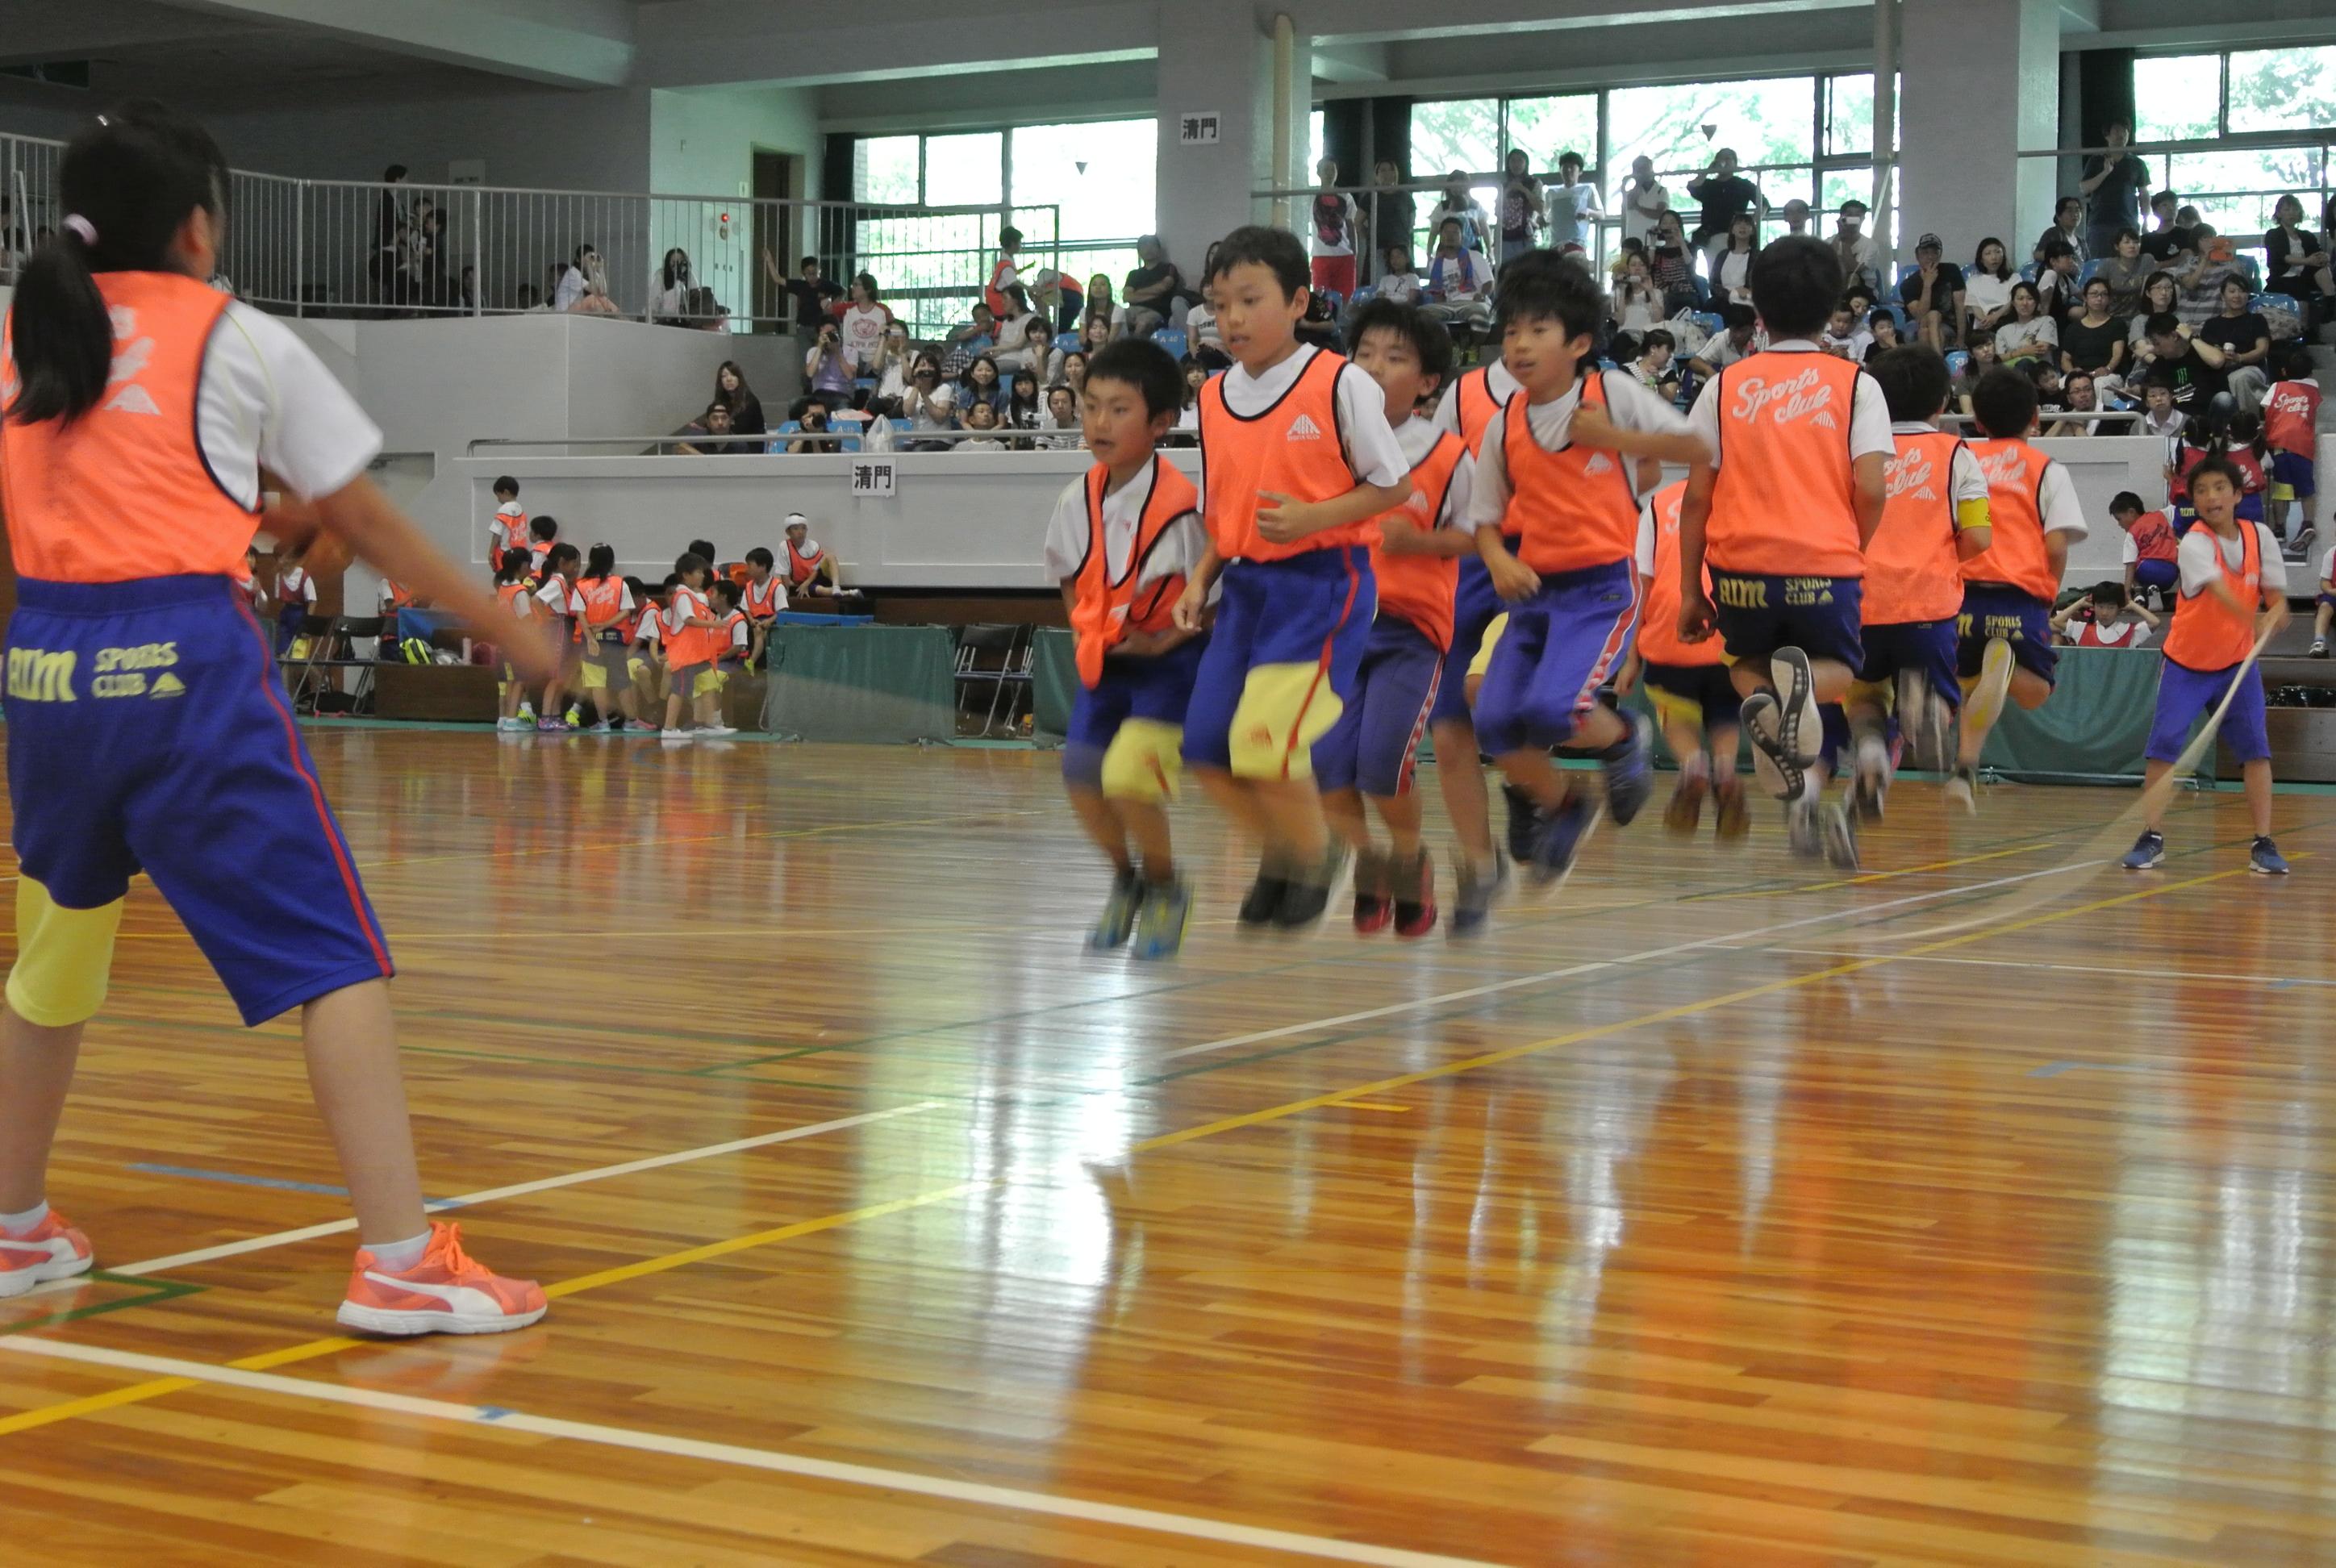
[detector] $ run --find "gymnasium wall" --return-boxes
[201,85,655,192]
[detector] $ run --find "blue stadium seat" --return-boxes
[1691,311,1725,337]
[2019,261,2042,282]
[1152,327,1188,359]
[2078,258,2104,284]
[1945,349,1971,377]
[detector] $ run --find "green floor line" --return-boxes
[0,1273,206,1338]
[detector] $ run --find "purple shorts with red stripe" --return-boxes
[1312,615,1443,796]
[1183,547,1375,773]
[6,574,394,1026]
[1472,559,1639,755]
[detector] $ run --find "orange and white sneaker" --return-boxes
[337,1222,546,1337]
[0,1211,93,1299]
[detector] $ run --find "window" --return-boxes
[1607,76,1815,196]
[924,132,1003,208]
[855,137,920,206]
[2225,46,2336,136]
[2133,55,2217,144]
[1823,74,1875,159]
[1505,94,1598,171]
[2127,45,2336,276]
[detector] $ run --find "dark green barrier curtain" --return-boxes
[1032,628,1078,739]
[761,625,957,743]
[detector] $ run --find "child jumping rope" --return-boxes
[0,101,553,1331]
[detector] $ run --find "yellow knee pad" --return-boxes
[1648,683,1704,735]
[1846,678,1895,714]
[6,878,123,1028]
[1100,718,1184,803]
[1228,662,1344,780]
[1466,613,1510,682]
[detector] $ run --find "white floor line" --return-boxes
[1737,947,2336,990]
[1158,860,2107,1062]
[102,1103,945,1280]
[0,1336,1498,1568]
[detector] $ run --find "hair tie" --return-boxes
[60,215,98,246]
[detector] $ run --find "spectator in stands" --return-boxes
[1686,303,1759,379]
[650,248,695,324]
[899,353,957,448]
[1685,146,1764,256]
[2035,239,2083,323]
[713,361,765,436]
[1379,248,1424,305]
[874,323,916,405]
[959,352,1007,416]
[1425,172,1491,256]
[782,394,857,453]
[1368,160,1415,283]
[1494,148,1546,263]
[2045,371,2101,436]
[984,225,1025,319]
[805,321,856,398]
[1779,198,1812,236]
[1121,235,1186,337]
[1004,315,1063,383]
[1631,328,1679,400]
[1712,212,1758,307]
[2096,227,2150,316]
[2034,196,2088,266]
[2266,194,2333,307]
[1612,250,1660,335]
[1079,311,1115,356]
[1864,308,1903,362]
[942,302,997,376]
[2079,121,2148,260]
[959,399,1007,452]
[1003,368,1045,440]
[369,164,407,305]
[1900,233,1965,352]
[1420,215,1494,335]
[2060,276,2129,395]
[1041,383,1081,448]
[1965,237,2017,336]
[410,206,449,308]
[840,273,892,374]
[1821,299,1871,361]
[1184,252,1221,352]
[554,243,612,315]
[2174,226,2241,328]
[1083,273,1119,335]
[2127,269,2179,352]
[1546,151,1600,251]
[677,402,753,457]
[1619,154,1667,247]
[765,252,843,351]
[2140,313,2231,423]
[1309,158,1363,298]
[1061,350,1090,398]
[1649,209,1701,315]
[2200,274,2274,414]
[2139,190,2191,261]
[1996,281,2056,363]
[1952,332,1999,414]
[2138,375,2185,440]
[1830,199,1880,295]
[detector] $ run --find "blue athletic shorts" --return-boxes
[1062,638,1208,784]
[1708,570,1864,670]
[2133,558,2179,593]
[1957,583,2057,688]
[6,575,394,1026]
[1183,548,1375,776]
[1430,543,1512,728]
[1857,619,1962,709]
[2149,657,2269,765]
[1471,560,1638,755]
[2271,448,2317,500]
[1313,615,1443,796]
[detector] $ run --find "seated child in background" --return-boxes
[710,579,750,675]
[2112,490,2181,608]
[961,399,1007,450]
[1379,248,1424,306]
[2053,580,2160,647]
[2263,344,2320,553]
[782,515,852,599]
[741,547,789,666]
[1820,301,1869,361]
[1632,329,1679,402]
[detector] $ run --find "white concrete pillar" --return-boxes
[1154,2,1301,258]
[1899,0,2060,261]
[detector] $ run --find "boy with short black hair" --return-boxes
[1470,256,1709,882]
[1950,366,2089,807]
[1173,226,1412,932]
[2111,490,2181,607]
[740,545,787,667]
[1048,337,1210,959]
[489,477,526,574]
[2122,455,2290,875]
[1678,235,1893,867]
[2264,344,2320,552]
[526,514,558,575]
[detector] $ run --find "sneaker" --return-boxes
[1526,794,1600,886]
[1769,648,1821,767]
[624,719,658,732]
[699,724,739,738]
[1712,778,1750,842]
[1500,782,1538,863]
[517,704,536,725]
[1820,799,1860,870]
[0,1211,92,1299]
[1351,849,1392,934]
[2313,639,2330,659]
[1237,858,1291,928]
[1965,638,2015,736]
[338,1222,546,1337]
[1897,667,1950,774]
[2250,836,2292,876]
[2121,829,2165,871]
[1273,840,1352,930]
[535,718,566,733]
[1088,869,1144,951]
[1787,796,1823,859]
[1662,768,1708,836]
[659,728,694,742]
[1945,764,1979,814]
[1741,692,1803,801]
[1391,850,1437,939]
[1850,734,1891,822]
[1601,714,1655,828]
[563,706,583,730]
[1129,877,1192,960]
[1448,850,1510,938]
[494,715,530,732]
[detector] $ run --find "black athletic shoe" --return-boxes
[1502,782,1538,862]
[1273,841,1352,930]
[1238,862,1291,927]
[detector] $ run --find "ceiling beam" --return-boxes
[0,0,261,68]
[157,0,635,88]
[1312,43,1392,85]
[634,0,1155,90]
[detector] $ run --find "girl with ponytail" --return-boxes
[0,100,554,1333]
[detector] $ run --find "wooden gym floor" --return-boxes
[0,731,2332,1566]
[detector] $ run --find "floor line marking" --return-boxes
[1723,948,2336,989]
[106,1102,945,1279]
[1679,841,2053,901]
[0,1336,1492,1568]
[1130,862,2259,1153]
[1157,856,2100,1063]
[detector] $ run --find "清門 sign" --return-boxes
[849,460,897,498]
[1178,113,1222,147]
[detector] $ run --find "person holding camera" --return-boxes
[806,320,856,397]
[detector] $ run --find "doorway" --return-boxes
[752,149,803,332]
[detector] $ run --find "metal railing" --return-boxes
[468,426,1113,455]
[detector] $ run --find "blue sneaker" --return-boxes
[1448,850,1510,938]
[2250,836,2291,876]
[1601,714,1655,828]
[1129,878,1192,959]
[1088,869,1144,951]
[2121,830,2165,871]
[1526,795,1601,886]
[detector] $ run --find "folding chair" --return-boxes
[294,615,387,715]
[953,623,1032,736]
[282,613,337,711]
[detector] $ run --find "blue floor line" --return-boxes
[129,1162,463,1207]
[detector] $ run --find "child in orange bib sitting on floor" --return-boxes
[741,546,788,666]
[1469,259,1708,886]
[782,514,842,597]
[2121,455,2291,876]
[1172,226,1412,932]
[1847,345,1994,819]
[1677,235,1892,869]
[1622,477,1746,841]
[1314,298,1475,939]
[1047,339,1210,961]
[1949,367,2089,810]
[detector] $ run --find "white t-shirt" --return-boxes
[1308,192,1359,259]
[1041,462,1210,586]
[1200,344,1409,492]
[1996,316,2059,359]
[2321,544,2336,587]
[1963,270,2015,321]
[278,565,316,607]
[535,573,582,619]
[2033,461,2089,541]
[1469,369,1691,529]
[552,266,588,312]
[1713,247,1755,304]
[1546,181,1603,248]
[199,302,382,507]
[1391,414,1478,533]
[1379,272,1425,306]
[1431,357,1521,439]
[632,608,661,648]
[2178,523,2288,597]
[1686,340,1895,472]
[1621,178,1669,245]
[841,303,891,365]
